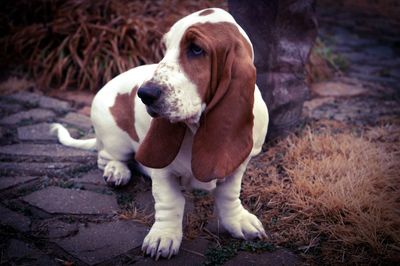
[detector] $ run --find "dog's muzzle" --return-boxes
[138,84,162,106]
[138,83,165,118]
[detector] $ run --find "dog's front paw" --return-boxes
[222,210,267,240]
[103,161,131,187]
[142,225,182,260]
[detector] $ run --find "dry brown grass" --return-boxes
[1,0,225,92]
[184,191,215,239]
[243,124,400,264]
[119,206,154,227]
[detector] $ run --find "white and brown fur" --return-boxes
[51,8,269,260]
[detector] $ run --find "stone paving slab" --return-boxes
[59,112,92,131]
[56,220,147,265]
[5,91,71,112]
[224,249,300,266]
[23,186,119,214]
[5,239,57,265]
[0,143,96,162]
[0,162,91,177]
[5,91,43,105]
[0,176,38,191]
[38,96,71,112]
[309,96,400,124]
[0,205,31,232]
[17,122,57,141]
[347,72,397,87]
[72,169,104,185]
[311,81,368,97]
[47,221,79,239]
[0,100,23,116]
[0,108,55,125]
[0,127,14,146]
[341,51,389,65]
[347,65,383,76]
[363,45,394,58]
[4,92,41,106]
[137,238,210,265]
[303,97,336,117]
[32,219,79,239]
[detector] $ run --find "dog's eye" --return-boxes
[188,43,204,57]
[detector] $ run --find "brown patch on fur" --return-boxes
[198,9,214,16]
[135,118,186,168]
[179,22,256,181]
[109,87,139,142]
[179,22,253,102]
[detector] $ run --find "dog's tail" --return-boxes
[50,123,97,151]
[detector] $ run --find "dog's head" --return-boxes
[136,8,256,181]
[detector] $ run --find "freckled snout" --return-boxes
[138,84,162,106]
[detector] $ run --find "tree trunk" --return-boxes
[228,0,318,140]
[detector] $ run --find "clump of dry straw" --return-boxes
[243,125,400,264]
[1,0,225,91]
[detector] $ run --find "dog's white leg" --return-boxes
[214,159,267,240]
[98,149,131,187]
[103,160,131,187]
[97,150,110,170]
[142,170,184,260]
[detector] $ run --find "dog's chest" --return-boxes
[169,129,217,191]
[170,129,194,177]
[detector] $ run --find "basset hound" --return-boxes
[51,8,269,260]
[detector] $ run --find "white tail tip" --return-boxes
[50,123,97,151]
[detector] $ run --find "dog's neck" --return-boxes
[183,103,206,134]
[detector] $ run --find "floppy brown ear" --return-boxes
[135,118,186,168]
[192,33,256,182]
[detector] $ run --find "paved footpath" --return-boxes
[305,6,400,125]
[0,91,299,265]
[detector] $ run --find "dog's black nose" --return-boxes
[137,85,162,105]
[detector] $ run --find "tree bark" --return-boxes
[228,0,318,140]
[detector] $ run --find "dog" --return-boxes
[51,8,269,260]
